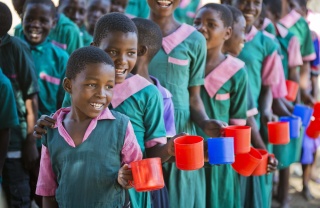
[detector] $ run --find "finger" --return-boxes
[33,132,43,138]
[34,125,47,134]
[38,119,55,128]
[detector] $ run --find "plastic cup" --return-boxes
[267,121,290,145]
[224,126,251,154]
[252,149,275,176]
[174,135,204,170]
[306,119,320,139]
[130,158,164,192]
[279,116,301,139]
[231,147,263,176]
[313,102,320,119]
[285,80,299,101]
[293,104,314,127]
[207,137,235,165]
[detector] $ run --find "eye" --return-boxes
[107,50,117,56]
[105,85,113,90]
[208,22,214,28]
[87,84,96,88]
[128,51,136,56]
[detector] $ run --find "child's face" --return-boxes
[95,31,138,84]
[61,0,86,27]
[23,4,55,45]
[67,63,115,119]
[111,0,128,13]
[147,0,180,17]
[194,8,231,51]
[223,16,246,56]
[236,0,262,27]
[87,0,111,33]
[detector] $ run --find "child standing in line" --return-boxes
[193,4,247,208]
[86,0,111,36]
[233,0,283,207]
[147,1,227,207]
[0,2,39,207]
[111,0,129,13]
[36,46,142,207]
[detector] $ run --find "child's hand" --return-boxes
[201,119,228,137]
[118,164,133,189]
[267,156,278,173]
[167,132,188,156]
[33,115,56,138]
[261,111,278,125]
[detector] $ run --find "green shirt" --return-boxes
[80,25,93,46]
[0,34,38,151]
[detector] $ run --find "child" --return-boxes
[0,2,39,207]
[86,0,111,36]
[14,0,83,55]
[147,0,226,207]
[0,68,19,185]
[131,17,176,208]
[36,46,142,207]
[111,0,128,13]
[193,4,247,208]
[233,0,283,207]
[59,0,93,46]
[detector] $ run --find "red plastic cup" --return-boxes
[306,119,320,139]
[231,147,263,176]
[224,126,251,154]
[174,135,204,170]
[267,121,290,145]
[130,158,164,192]
[285,80,299,101]
[313,102,320,119]
[252,149,275,176]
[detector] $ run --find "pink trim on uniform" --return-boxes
[245,26,259,42]
[302,53,317,61]
[51,40,67,50]
[187,11,196,18]
[6,74,17,79]
[262,31,275,40]
[279,10,301,29]
[168,56,189,65]
[271,67,288,98]
[247,108,258,117]
[262,51,282,86]
[262,18,273,31]
[276,23,289,38]
[180,0,191,9]
[111,75,151,108]
[229,118,247,126]
[39,72,61,85]
[162,24,196,54]
[145,137,167,148]
[288,36,303,68]
[215,93,230,100]
[204,55,245,97]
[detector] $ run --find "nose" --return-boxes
[96,86,107,98]
[245,2,254,11]
[92,10,102,19]
[114,53,127,67]
[196,23,207,33]
[30,20,40,27]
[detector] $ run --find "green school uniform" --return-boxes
[238,26,280,208]
[0,69,19,129]
[125,0,150,18]
[263,18,277,35]
[0,34,38,151]
[149,24,206,208]
[195,55,248,208]
[80,25,93,46]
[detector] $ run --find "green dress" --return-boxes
[149,24,206,208]
[195,55,248,208]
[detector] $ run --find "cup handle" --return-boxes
[127,167,135,188]
[220,127,226,137]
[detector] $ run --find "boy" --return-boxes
[86,0,111,36]
[0,2,39,207]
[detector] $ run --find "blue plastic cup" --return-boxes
[207,137,235,165]
[293,104,313,127]
[279,116,301,139]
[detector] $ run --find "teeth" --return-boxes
[116,69,126,75]
[157,0,172,7]
[244,14,254,18]
[90,103,104,110]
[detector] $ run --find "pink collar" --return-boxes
[204,55,245,97]
[262,18,273,31]
[279,10,301,29]
[275,23,289,38]
[111,75,151,108]
[246,26,259,42]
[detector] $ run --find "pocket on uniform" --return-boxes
[167,56,190,86]
[215,93,230,116]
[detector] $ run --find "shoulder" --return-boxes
[50,42,69,59]
[57,14,80,32]
[109,109,130,124]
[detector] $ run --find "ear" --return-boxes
[224,26,232,41]
[63,78,72,94]
[137,45,148,57]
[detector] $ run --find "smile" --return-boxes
[243,13,255,18]
[90,103,104,110]
[116,69,127,75]
[28,28,42,38]
[157,0,172,8]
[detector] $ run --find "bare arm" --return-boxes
[43,196,58,208]
[259,86,277,124]
[247,117,266,150]
[300,61,315,106]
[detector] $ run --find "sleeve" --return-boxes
[56,52,68,109]
[35,145,58,196]
[163,97,177,136]
[300,22,316,61]
[121,121,143,165]
[271,67,288,98]
[62,93,72,107]
[189,33,206,87]
[0,77,19,129]
[261,50,282,87]
[17,42,39,100]
[125,0,150,18]
[246,80,258,117]
[288,36,303,68]
[311,38,320,68]
[143,88,167,148]
[229,69,248,126]
[64,25,84,55]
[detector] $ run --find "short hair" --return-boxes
[66,46,115,79]
[0,2,12,36]
[201,3,233,27]
[132,18,162,60]
[226,5,243,23]
[263,0,282,19]
[93,12,138,45]
[22,0,57,17]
